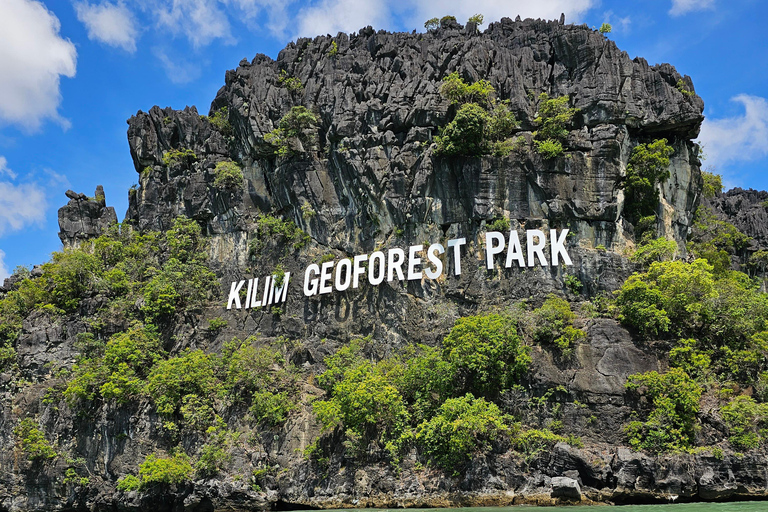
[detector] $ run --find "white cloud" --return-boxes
[75,1,139,52]
[0,250,8,282]
[292,0,596,39]
[603,10,631,33]
[669,0,715,16]
[698,95,768,169]
[0,157,18,180]
[295,0,390,38]
[153,0,234,48]
[404,0,595,29]
[153,48,203,84]
[0,180,48,237]
[225,0,292,38]
[0,0,77,131]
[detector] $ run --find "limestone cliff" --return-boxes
[3,16,766,512]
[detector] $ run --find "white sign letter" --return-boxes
[425,243,445,279]
[550,229,572,266]
[505,230,526,268]
[227,280,245,310]
[527,229,548,267]
[447,238,466,275]
[485,232,505,270]
[304,264,320,296]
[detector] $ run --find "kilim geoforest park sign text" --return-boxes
[226,229,573,310]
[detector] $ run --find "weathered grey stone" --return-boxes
[551,476,581,499]
[57,186,117,248]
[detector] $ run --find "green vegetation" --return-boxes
[487,217,510,232]
[309,313,564,468]
[328,40,338,57]
[415,394,507,469]
[468,13,484,25]
[702,170,723,198]
[533,93,579,158]
[424,17,439,31]
[676,79,694,97]
[209,106,232,135]
[720,395,768,450]
[687,205,750,273]
[620,138,674,226]
[527,296,585,356]
[277,70,303,92]
[625,368,702,453]
[435,73,519,156]
[264,106,318,158]
[14,418,57,461]
[631,237,678,266]
[139,451,193,486]
[598,23,612,34]
[213,161,244,190]
[250,214,310,253]
[162,148,197,166]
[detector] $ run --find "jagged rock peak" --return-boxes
[57,185,117,248]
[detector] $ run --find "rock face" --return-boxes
[706,188,768,250]
[58,186,117,247]
[126,16,703,264]
[8,17,761,512]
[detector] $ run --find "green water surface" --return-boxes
[316,504,768,512]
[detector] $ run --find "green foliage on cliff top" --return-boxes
[721,395,768,450]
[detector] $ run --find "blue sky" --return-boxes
[0,0,767,279]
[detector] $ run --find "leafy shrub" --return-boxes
[442,314,529,398]
[435,103,488,156]
[720,395,768,451]
[513,428,565,459]
[620,139,674,225]
[251,390,296,425]
[277,70,303,92]
[162,148,197,166]
[598,23,612,34]
[564,274,583,294]
[669,338,711,379]
[533,138,563,159]
[327,40,338,57]
[702,170,723,198]
[424,17,439,30]
[195,418,236,476]
[264,106,317,157]
[487,217,510,232]
[676,79,694,96]
[687,205,750,273]
[440,72,495,107]
[631,237,678,266]
[116,474,141,491]
[435,74,518,156]
[14,418,57,461]
[468,13,484,25]
[209,107,232,135]
[534,93,578,142]
[207,317,228,333]
[250,214,310,252]
[415,393,508,469]
[625,368,702,453]
[146,349,221,416]
[65,324,164,405]
[213,161,244,190]
[615,259,716,338]
[139,451,193,486]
